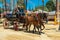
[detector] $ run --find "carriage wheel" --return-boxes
[3,18,9,29]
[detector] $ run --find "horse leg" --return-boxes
[33,25,36,33]
[39,24,42,34]
[41,23,45,30]
[23,23,26,30]
[34,26,36,32]
[25,23,29,31]
[39,23,45,34]
[28,24,31,32]
[36,25,41,34]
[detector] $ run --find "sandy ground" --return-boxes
[44,22,60,40]
[0,20,60,40]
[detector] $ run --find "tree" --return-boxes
[17,0,26,10]
[37,0,40,9]
[0,0,4,3]
[34,6,38,11]
[0,7,4,13]
[55,0,60,30]
[46,0,56,12]
[0,0,10,11]
[41,0,44,13]
[49,0,56,5]
[17,0,23,6]
[42,0,44,11]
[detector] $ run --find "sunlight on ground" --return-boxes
[0,21,60,40]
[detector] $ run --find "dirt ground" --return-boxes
[44,22,60,40]
[0,21,60,40]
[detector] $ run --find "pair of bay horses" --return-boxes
[18,13,45,34]
[14,8,45,34]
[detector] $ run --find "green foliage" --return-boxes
[0,0,3,2]
[0,0,5,3]
[48,0,56,5]
[42,0,44,2]
[46,0,56,12]
[33,5,49,12]
[17,0,26,10]
[0,8,4,13]
[39,6,49,11]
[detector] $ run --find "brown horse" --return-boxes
[23,13,45,34]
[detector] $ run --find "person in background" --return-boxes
[17,6,25,16]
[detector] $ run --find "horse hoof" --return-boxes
[29,30,30,32]
[26,29,28,31]
[39,33,41,35]
[35,30,36,32]
[39,32,41,35]
[41,29,44,30]
[33,31,34,33]
[4,28,8,29]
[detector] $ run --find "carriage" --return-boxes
[3,6,26,29]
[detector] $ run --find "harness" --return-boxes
[33,14,38,21]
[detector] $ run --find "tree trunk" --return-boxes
[42,0,44,13]
[56,0,60,30]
